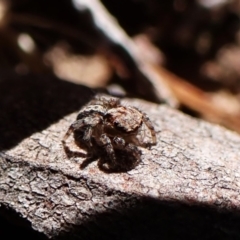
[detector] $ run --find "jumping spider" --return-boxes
[62,97,157,171]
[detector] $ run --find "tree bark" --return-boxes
[1,74,240,239]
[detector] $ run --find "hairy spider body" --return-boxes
[62,97,156,171]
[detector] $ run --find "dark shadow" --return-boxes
[0,205,48,240]
[2,192,240,239]
[0,72,94,151]
[54,195,240,240]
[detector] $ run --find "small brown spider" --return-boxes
[62,96,156,171]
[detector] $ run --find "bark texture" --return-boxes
[1,74,240,239]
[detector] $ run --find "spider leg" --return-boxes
[62,119,85,142]
[139,110,157,146]
[113,136,141,159]
[82,127,93,147]
[99,133,116,165]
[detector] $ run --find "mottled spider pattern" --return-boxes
[62,97,157,172]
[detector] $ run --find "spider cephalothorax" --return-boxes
[62,96,156,171]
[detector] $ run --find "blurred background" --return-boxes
[1,0,240,131]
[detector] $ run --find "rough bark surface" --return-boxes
[1,74,240,239]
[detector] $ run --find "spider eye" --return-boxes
[105,113,128,132]
[113,122,129,133]
[106,106,143,133]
